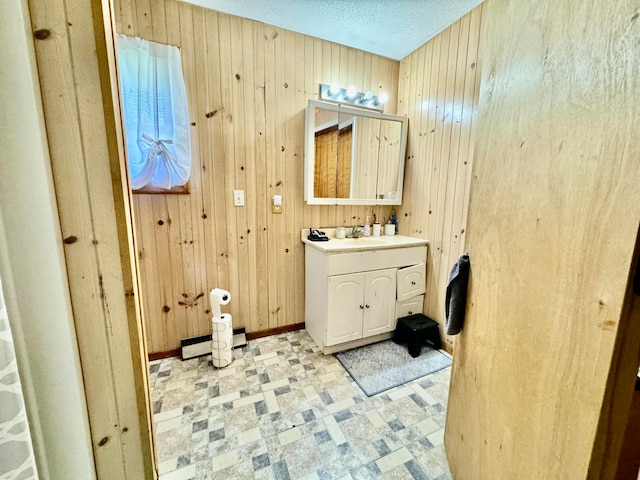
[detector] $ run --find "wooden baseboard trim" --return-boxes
[245,323,305,341]
[148,323,305,360]
[148,349,180,361]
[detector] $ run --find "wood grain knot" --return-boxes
[235,73,241,80]
[157,219,164,225]
[98,436,110,447]
[33,29,51,40]
[64,235,78,244]
[163,305,171,313]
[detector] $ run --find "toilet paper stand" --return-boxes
[210,288,233,368]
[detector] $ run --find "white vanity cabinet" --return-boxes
[302,230,428,354]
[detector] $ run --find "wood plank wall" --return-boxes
[113,0,400,353]
[396,5,485,351]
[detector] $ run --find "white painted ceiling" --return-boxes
[183,0,484,60]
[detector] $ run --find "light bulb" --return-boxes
[378,92,389,104]
[346,86,358,99]
[328,83,341,96]
[361,90,373,103]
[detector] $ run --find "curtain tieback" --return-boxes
[140,133,177,164]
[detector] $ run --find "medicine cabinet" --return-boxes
[304,100,408,205]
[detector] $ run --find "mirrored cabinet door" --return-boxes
[349,112,380,200]
[377,118,403,200]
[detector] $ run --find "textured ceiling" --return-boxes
[182,0,484,60]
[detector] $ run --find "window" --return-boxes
[116,34,191,193]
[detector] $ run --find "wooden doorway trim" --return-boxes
[27,0,155,477]
[588,225,640,479]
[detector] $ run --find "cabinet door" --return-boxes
[363,268,397,337]
[396,263,426,301]
[327,273,365,346]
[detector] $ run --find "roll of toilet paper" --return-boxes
[211,312,233,368]
[212,325,232,340]
[210,288,231,319]
[212,313,232,330]
[212,326,232,342]
[210,337,232,350]
[212,314,232,340]
[211,346,232,368]
[210,288,231,306]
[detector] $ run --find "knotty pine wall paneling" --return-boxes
[115,0,399,353]
[397,5,485,351]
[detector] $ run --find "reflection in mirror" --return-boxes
[348,111,379,200]
[304,100,407,205]
[336,111,353,198]
[313,107,338,198]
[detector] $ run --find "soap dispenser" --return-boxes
[363,216,371,237]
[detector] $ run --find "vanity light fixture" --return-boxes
[319,83,387,111]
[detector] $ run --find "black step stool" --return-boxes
[393,314,442,358]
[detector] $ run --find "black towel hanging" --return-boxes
[445,254,470,335]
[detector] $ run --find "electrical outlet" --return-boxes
[233,190,245,207]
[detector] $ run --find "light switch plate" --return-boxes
[233,190,245,206]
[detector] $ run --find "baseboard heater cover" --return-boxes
[180,327,247,360]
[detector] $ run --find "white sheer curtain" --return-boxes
[0,275,38,479]
[117,34,191,190]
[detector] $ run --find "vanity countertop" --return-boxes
[301,228,428,253]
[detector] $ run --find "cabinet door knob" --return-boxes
[359,305,364,309]
[411,281,416,285]
[365,304,370,309]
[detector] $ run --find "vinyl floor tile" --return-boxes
[152,330,451,480]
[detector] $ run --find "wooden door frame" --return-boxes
[27,0,155,477]
[588,225,640,479]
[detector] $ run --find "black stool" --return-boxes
[393,314,442,357]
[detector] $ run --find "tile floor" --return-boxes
[149,330,452,480]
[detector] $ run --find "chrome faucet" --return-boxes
[351,226,364,238]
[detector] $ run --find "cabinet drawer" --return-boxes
[396,263,426,301]
[327,246,427,276]
[395,295,424,320]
